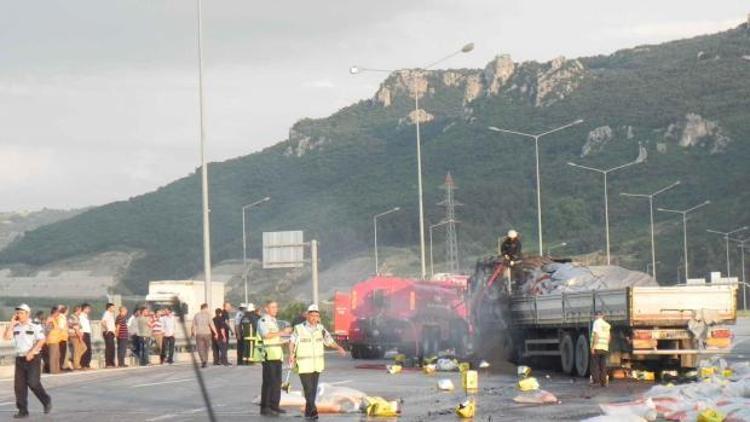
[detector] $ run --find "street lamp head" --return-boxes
[349,66,361,75]
[566,162,576,167]
[573,119,584,124]
[488,126,501,132]
[263,196,271,202]
[393,207,401,211]
[561,242,568,246]
[461,43,475,53]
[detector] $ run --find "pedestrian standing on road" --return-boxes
[212,308,230,366]
[56,305,69,371]
[45,307,63,374]
[115,306,130,367]
[79,303,93,369]
[191,303,218,368]
[3,304,52,419]
[289,304,346,421]
[160,306,176,364]
[101,303,117,368]
[137,307,153,366]
[68,306,87,370]
[258,300,291,416]
[151,309,164,362]
[128,308,141,361]
[235,304,247,365]
[590,310,611,387]
[33,311,49,374]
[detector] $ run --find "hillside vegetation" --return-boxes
[2,24,749,293]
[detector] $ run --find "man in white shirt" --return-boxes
[3,304,52,418]
[79,303,93,369]
[160,307,176,364]
[100,303,117,368]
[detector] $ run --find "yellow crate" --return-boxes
[462,369,478,391]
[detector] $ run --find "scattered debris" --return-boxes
[437,379,455,391]
[455,399,476,418]
[387,364,403,374]
[363,396,402,417]
[513,365,559,405]
[436,358,459,372]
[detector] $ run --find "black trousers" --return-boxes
[236,336,244,365]
[260,360,282,411]
[161,336,175,363]
[117,338,128,366]
[104,332,116,367]
[299,372,320,417]
[81,333,92,368]
[590,350,608,386]
[15,356,50,415]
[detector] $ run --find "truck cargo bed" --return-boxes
[510,285,736,328]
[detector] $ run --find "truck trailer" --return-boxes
[470,258,737,376]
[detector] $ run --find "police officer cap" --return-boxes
[15,304,31,313]
[247,303,255,312]
[307,304,320,314]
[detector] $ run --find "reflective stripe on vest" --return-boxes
[294,324,325,374]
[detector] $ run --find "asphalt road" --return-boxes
[0,317,746,421]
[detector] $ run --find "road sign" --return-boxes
[263,231,305,269]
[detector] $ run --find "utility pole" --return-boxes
[438,172,461,274]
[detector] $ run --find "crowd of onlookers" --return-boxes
[27,301,251,373]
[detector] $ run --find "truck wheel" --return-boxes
[560,333,575,375]
[351,345,361,359]
[575,334,590,377]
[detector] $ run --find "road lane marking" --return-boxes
[0,401,15,406]
[132,378,193,388]
[145,414,179,421]
[330,380,352,385]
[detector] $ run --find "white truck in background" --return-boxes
[145,280,225,316]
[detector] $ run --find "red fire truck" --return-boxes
[333,275,470,359]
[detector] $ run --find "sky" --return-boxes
[0,0,746,211]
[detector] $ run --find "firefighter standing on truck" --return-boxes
[258,300,291,416]
[500,229,523,288]
[3,304,52,419]
[590,310,611,387]
[288,304,346,421]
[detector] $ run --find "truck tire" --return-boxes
[351,345,362,359]
[560,333,575,375]
[575,333,590,377]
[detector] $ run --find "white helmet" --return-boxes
[307,304,320,314]
[247,303,256,312]
[507,230,518,239]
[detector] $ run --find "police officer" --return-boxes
[3,304,52,419]
[590,310,611,387]
[257,300,291,416]
[288,304,346,420]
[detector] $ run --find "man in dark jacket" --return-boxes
[500,230,522,261]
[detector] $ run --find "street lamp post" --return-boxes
[488,120,584,255]
[706,226,749,277]
[568,147,647,265]
[373,207,401,275]
[657,200,711,281]
[241,197,271,304]
[351,42,474,279]
[733,238,748,310]
[194,0,214,309]
[620,180,681,280]
[546,241,567,256]
[429,220,452,278]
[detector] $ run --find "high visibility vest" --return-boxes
[260,317,284,361]
[293,323,326,374]
[591,318,611,352]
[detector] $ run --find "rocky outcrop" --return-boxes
[535,56,585,106]
[484,54,515,95]
[405,109,435,125]
[285,129,330,157]
[580,126,614,157]
[463,74,483,103]
[664,113,730,154]
[374,70,430,107]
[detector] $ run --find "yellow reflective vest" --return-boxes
[293,323,327,374]
[259,317,284,361]
[591,318,611,352]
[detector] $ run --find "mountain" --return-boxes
[2,23,749,294]
[0,208,84,251]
